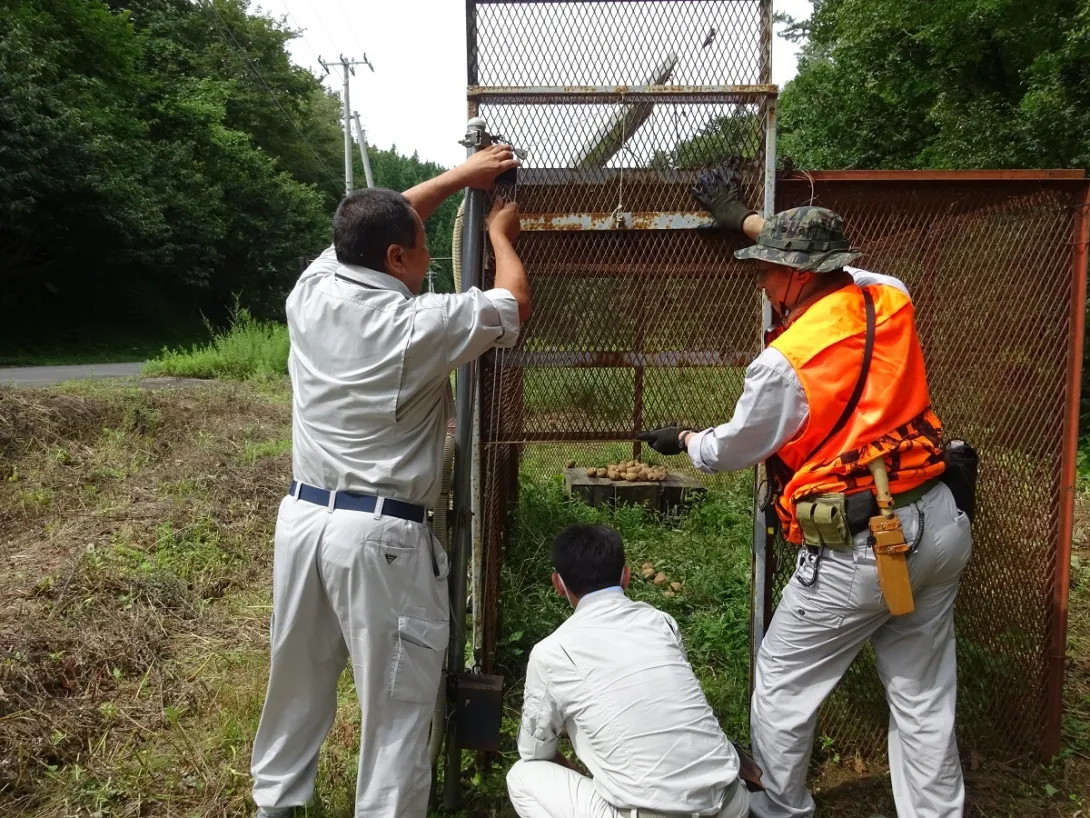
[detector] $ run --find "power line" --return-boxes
[331,0,370,70]
[271,0,324,67]
[200,0,343,190]
[301,0,344,59]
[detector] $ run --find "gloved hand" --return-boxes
[637,426,691,456]
[691,163,756,233]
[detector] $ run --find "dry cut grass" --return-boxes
[0,381,320,817]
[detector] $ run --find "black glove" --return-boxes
[637,426,691,456]
[691,162,756,233]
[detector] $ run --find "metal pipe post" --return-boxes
[1046,180,1090,759]
[443,116,489,811]
[750,93,777,685]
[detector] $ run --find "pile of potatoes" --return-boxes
[639,561,684,598]
[582,460,668,483]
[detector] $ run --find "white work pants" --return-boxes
[750,481,973,818]
[250,493,449,818]
[506,759,750,818]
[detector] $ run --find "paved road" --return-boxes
[0,362,145,386]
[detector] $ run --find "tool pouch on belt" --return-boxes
[867,459,914,616]
[795,493,853,550]
[941,439,978,522]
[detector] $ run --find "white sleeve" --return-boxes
[686,347,809,473]
[662,612,689,662]
[410,287,522,378]
[845,265,911,299]
[516,648,564,761]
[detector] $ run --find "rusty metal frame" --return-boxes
[519,211,714,231]
[468,0,1089,777]
[771,169,1089,763]
[473,0,730,3]
[1048,179,1090,758]
[783,169,1086,181]
[467,0,780,737]
[466,0,777,737]
[468,84,778,103]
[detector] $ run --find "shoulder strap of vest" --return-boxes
[802,288,876,466]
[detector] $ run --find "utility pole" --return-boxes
[352,112,375,188]
[318,54,374,195]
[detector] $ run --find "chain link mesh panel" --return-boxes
[471,0,770,87]
[767,175,1086,762]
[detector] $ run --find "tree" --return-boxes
[776,0,1090,170]
[650,107,766,170]
[367,145,460,293]
[0,0,461,352]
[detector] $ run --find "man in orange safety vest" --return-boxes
[639,168,974,818]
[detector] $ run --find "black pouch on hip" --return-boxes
[940,439,978,522]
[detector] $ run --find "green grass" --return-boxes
[143,306,289,381]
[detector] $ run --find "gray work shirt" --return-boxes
[285,244,521,507]
[686,267,910,473]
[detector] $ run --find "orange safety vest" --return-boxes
[768,282,946,545]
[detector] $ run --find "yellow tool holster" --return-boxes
[867,458,914,616]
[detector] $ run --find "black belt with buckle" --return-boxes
[288,481,427,523]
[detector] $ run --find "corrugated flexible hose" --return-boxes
[452,199,464,295]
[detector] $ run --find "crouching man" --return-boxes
[506,523,751,818]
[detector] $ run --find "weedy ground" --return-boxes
[0,381,1086,817]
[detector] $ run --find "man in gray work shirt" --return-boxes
[250,144,530,818]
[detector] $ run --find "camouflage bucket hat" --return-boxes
[734,205,861,273]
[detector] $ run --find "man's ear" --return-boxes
[551,572,566,598]
[620,565,631,590]
[385,243,405,275]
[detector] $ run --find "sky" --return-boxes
[251,0,814,169]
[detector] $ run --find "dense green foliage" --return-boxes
[777,0,1090,170]
[658,0,1090,173]
[143,301,289,380]
[0,0,459,357]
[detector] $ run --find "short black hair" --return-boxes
[332,188,417,272]
[552,524,626,597]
